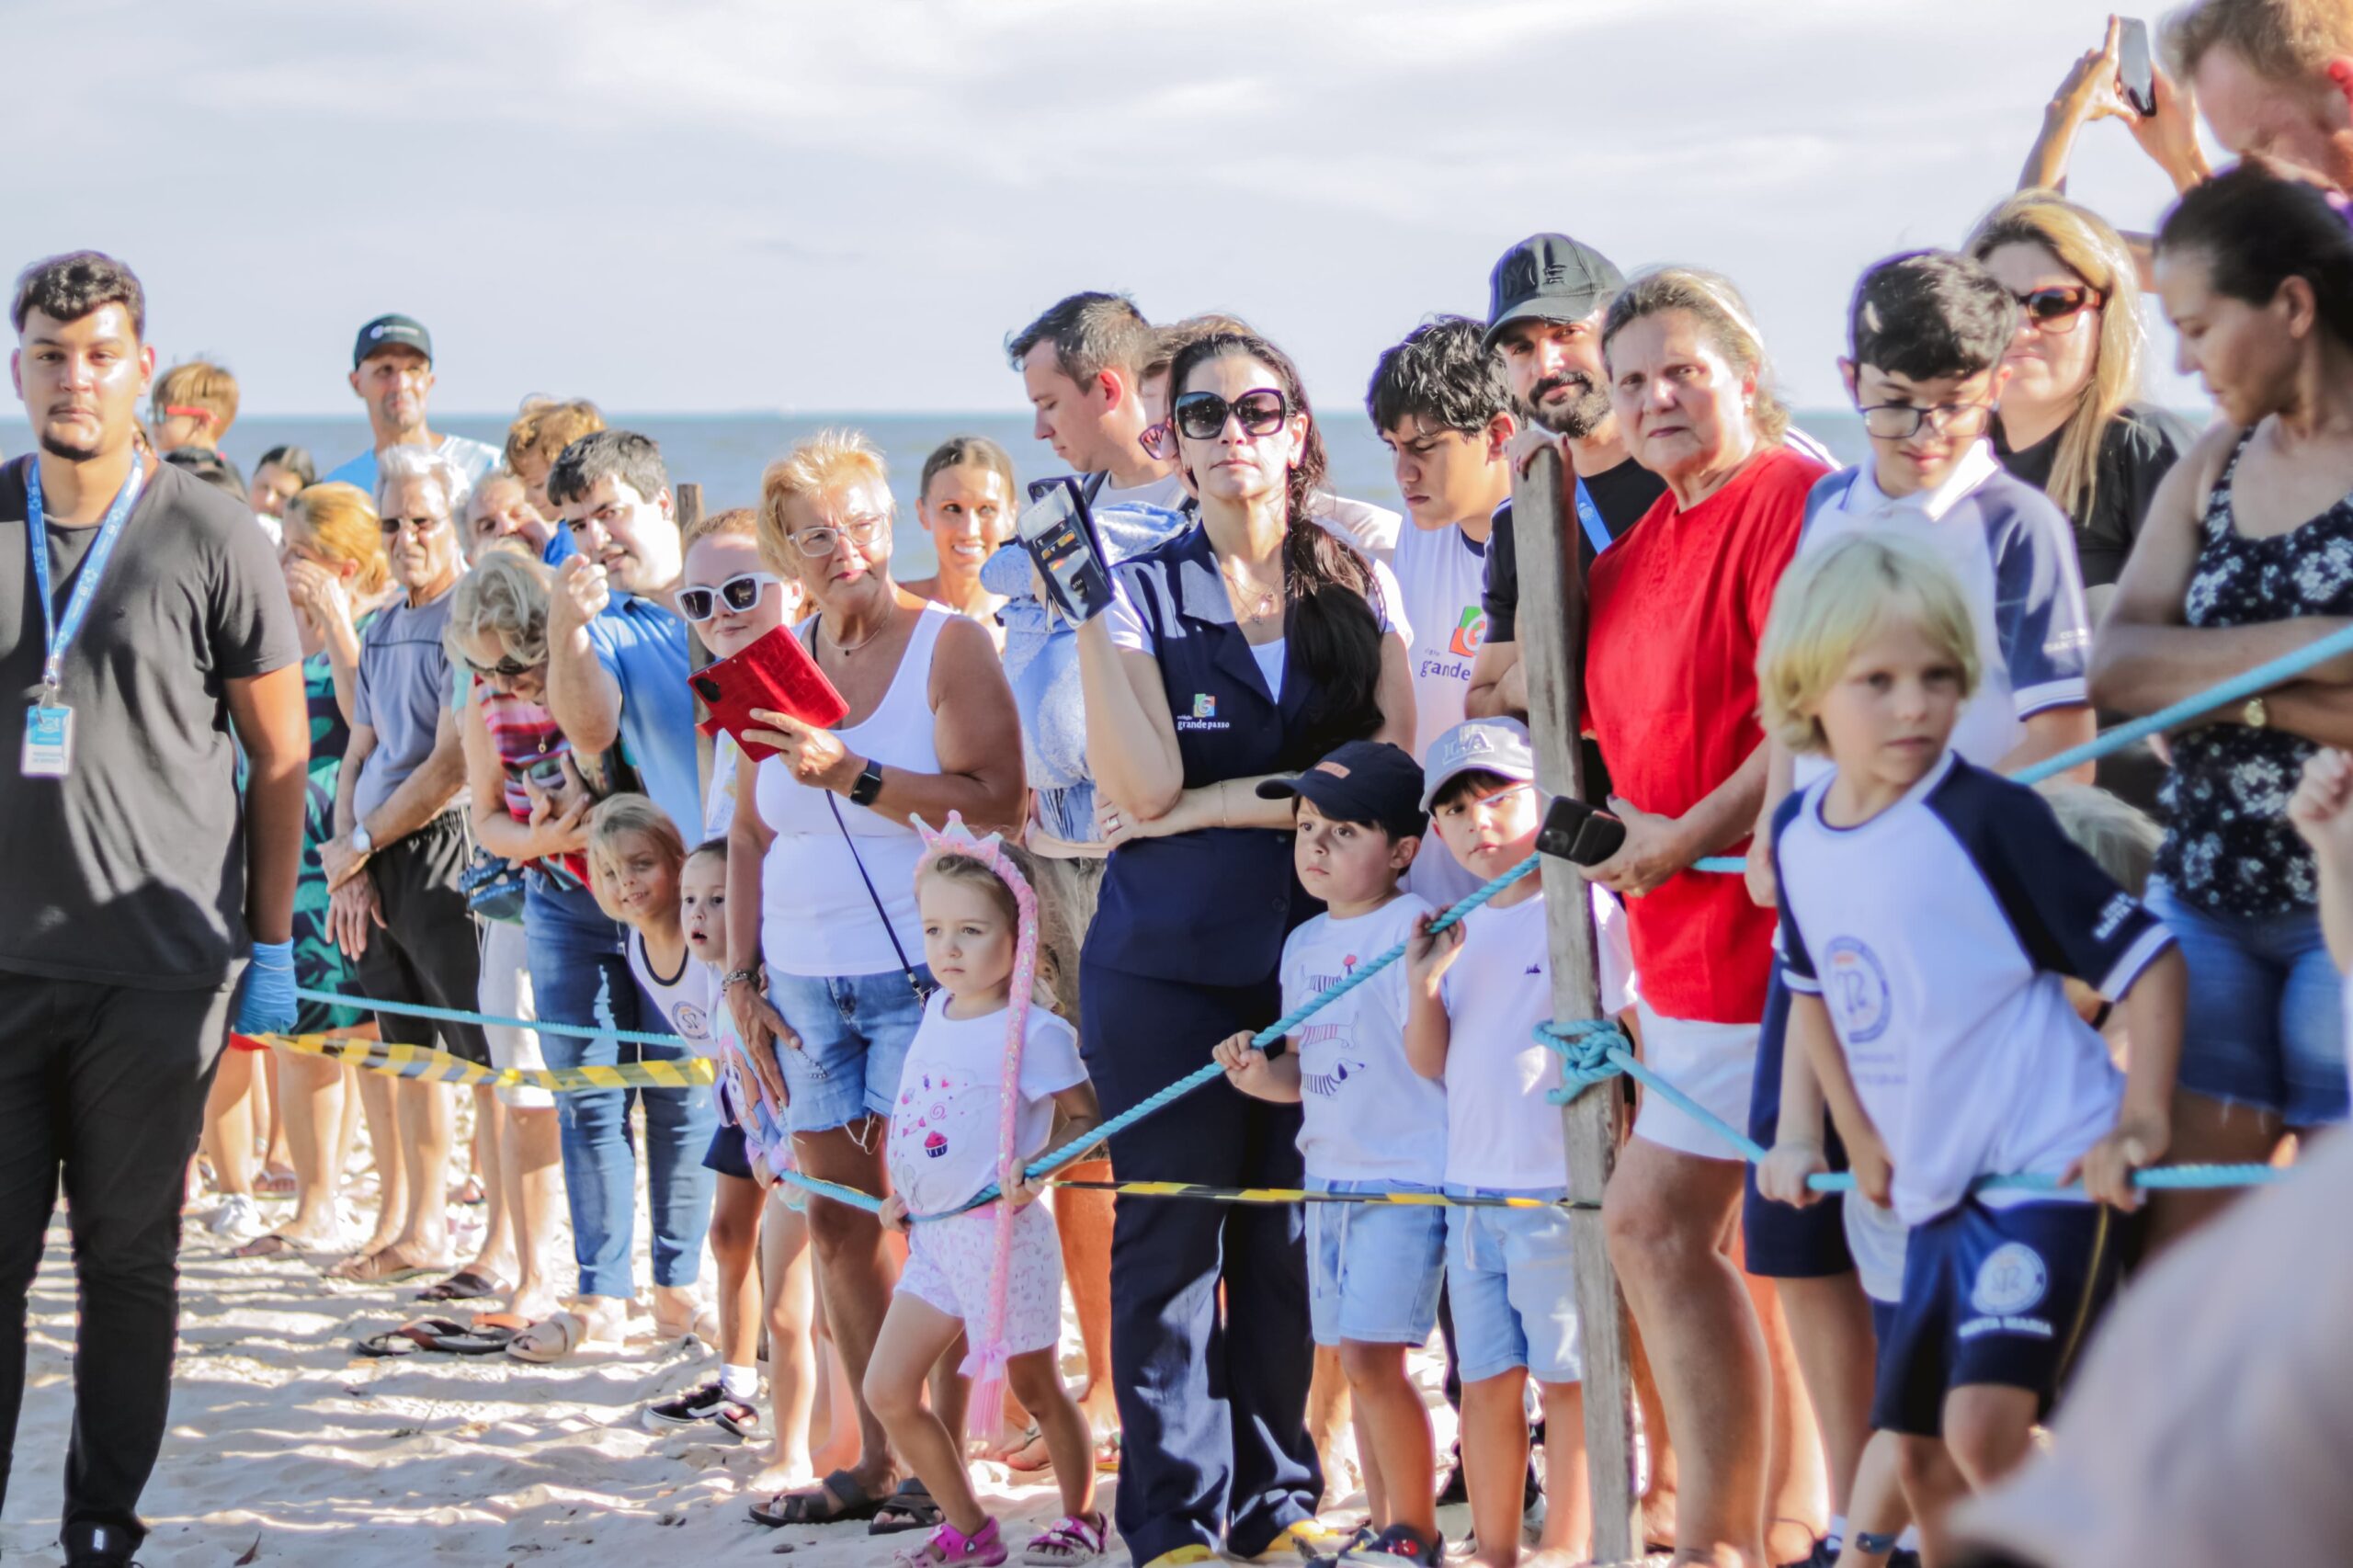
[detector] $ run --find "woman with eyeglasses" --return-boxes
[1073,329,1414,1564]
[1970,192,2193,812]
[726,429,1025,1531]
[223,483,398,1261]
[2093,164,2353,1247]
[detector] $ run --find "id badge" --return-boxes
[22,704,72,778]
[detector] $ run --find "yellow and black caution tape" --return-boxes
[1049,1179,1596,1210]
[254,1032,716,1095]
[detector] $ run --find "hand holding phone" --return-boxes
[1537,793,1628,868]
[2117,16,2156,117]
[691,625,852,761]
[1016,477,1117,625]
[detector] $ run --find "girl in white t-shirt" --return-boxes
[870,818,1107,1567]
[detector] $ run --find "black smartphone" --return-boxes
[1537,793,1627,868]
[1017,476,1116,624]
[2118,17,2156,117]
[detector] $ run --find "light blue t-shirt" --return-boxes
[325,433,505,503]
[588,595,699,840]
[352,587,457,821]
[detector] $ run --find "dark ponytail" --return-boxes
[1166,330,1387,749]
[2157,160,2353,348]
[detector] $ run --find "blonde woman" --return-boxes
[230,483,397,1257]
[1970,190,2192,813]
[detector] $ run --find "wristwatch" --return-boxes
[2244,696,2269,729]
[349,823,376,858]
[848,758,885,808]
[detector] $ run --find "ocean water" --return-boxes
[0,411,1870,579]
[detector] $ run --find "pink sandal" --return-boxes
[1023,1512,1108,1564]
[892,1517,1006,1566]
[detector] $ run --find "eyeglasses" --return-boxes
[1857,401,1998,440]
[1172,387,1290,443]
[461,651,536,679]
[1139,418,1178,461]
[677,571,780,622]
[2014,285,2102,334]
[381,513,448,538]
[784,513,890,560]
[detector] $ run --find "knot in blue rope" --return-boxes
[1538,1018,1628,1105]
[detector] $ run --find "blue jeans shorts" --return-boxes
[1306,1177,1447,1347]
[767,966,934,1135]
[1443,1189,1583,1384]
[2147,883,2348,1128]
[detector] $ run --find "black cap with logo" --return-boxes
[1256,740,1429,841]
[353,313,433,369]
[1483,233,1625,351]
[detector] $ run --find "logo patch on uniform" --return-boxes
[1823,937,1893,1044]
[1449,607,1487,658]
[1192,693,1217,720]
[1971,1242,2049,1317]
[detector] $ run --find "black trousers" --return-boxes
[352,812,489,1064]
[0,971,234,1560]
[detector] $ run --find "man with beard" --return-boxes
[325,313,502,500]
[1464,234,1666,721]
[1,250,305,1568]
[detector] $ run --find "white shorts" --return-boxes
[1628,1002,1757,1162]
[1594,886,1640,1016]
[478,921,554,1110]
[897,1199,1064,1361]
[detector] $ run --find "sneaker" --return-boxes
[1233,1519,1357,1561]
[206,1193,264,1243]
[1334,1523,1442,1564]
[642,1380,756,1434]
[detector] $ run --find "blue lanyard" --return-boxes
[1574,477,1612,557]
[25,455,144,701]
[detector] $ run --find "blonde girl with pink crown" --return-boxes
[867,814,1108,1566]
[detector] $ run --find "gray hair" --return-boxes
[376,443,472,522]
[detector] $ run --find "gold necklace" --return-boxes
[1221,559,1283,622]
[820,601,894,655]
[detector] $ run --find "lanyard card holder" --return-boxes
[1016,476,1116,626]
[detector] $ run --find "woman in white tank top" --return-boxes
[720,432,1024,1525]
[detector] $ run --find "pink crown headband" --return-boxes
[913,812,1039,1433]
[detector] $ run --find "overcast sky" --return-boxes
[4,0,2210,416]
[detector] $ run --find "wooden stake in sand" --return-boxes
[1508,443,1641,1560]
[675,480,711,803]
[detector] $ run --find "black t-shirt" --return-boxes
[1481,455,1669,642]
[1995,403,2193,816]
[1995,402,2192,589]
[0,457,301,988]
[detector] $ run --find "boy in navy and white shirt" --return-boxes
[1754,530,2185,1560]
[1212,740,1448,1565]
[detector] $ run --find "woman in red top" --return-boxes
[1584,267,1828,1568]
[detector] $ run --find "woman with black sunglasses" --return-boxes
[1971,191,2191,811]
[1074,329,1414,1564]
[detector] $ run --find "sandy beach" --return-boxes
[0,1165,1617,1568]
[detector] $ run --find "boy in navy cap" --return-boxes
[1212,738,1447,1565]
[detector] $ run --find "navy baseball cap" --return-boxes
[1483,233,1625,350]
[1257,740,1428,840]
[354,312,432,369]
[1420,717,1539,810]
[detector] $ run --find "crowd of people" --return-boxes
[9,4,2353,1567]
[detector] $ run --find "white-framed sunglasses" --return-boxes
[676,571,780,623]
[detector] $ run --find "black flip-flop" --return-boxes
[749,1468,890,1528]
[415,1269,507,1302]
[869,1477,941,1536]
[354,1315,517,1358]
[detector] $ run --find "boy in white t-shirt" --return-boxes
[1755,533,2184,1564]
[1400,718,1589,1568]
[1212,739,1447,1565]
[1364,317,1515,907]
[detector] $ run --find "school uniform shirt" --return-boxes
[627,931,719,1055]
[1392,520,1491,905]
[1773,751,2176,1226]
[1792,444,2092,789]
[1279,895,1446,1187]
[884,992,1087,1215]
[1586,444,1826,1025]
[1438,892,1564,1190]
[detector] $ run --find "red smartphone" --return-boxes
[690,625,850,761]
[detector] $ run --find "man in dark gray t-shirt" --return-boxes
[1,251,305,1568]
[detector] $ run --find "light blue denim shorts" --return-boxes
[1305,1176,1447,1347]
[1444,1188,1583,1384]
[767,966,933,1134]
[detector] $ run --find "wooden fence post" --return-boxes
[1509,443,1641,1562]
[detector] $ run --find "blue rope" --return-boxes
[1534,1021,2285,1194]
[296,986,688,1048]
[1689,619,2353,874]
